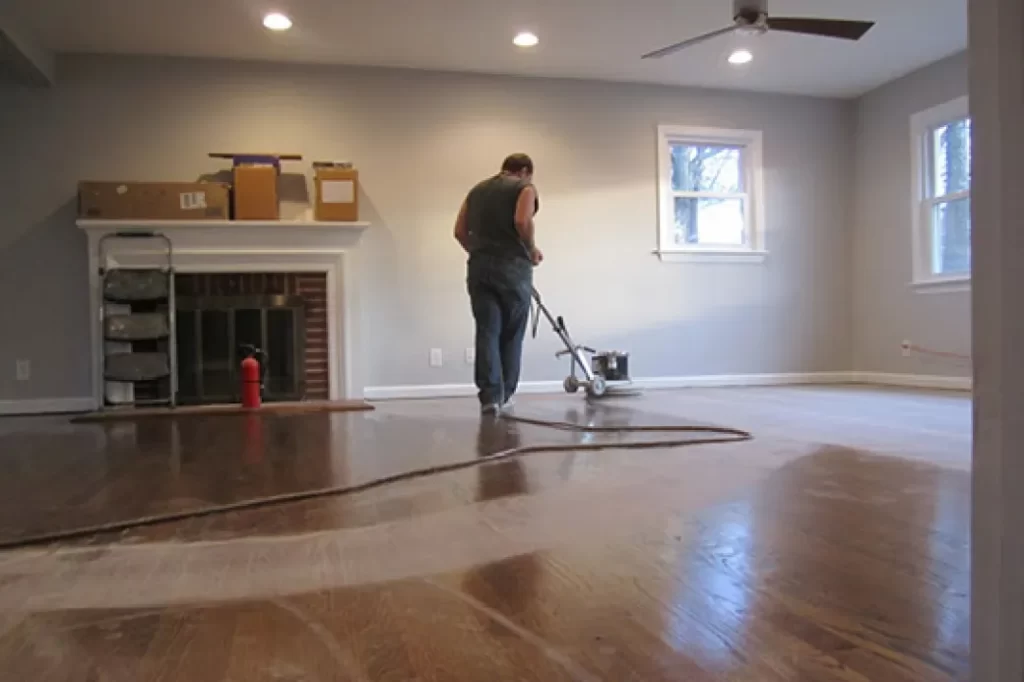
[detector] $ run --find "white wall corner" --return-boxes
[0,13,55,86]
[970,0,1024,677]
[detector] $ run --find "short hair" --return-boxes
[501,153,534,174]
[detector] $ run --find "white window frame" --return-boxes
[910,95,971,292]
[655,124,767,263]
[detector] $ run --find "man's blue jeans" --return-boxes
[466,254,533,406]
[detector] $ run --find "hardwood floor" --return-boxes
[0,386,970,680]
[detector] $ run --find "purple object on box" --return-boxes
[231,155,282,170]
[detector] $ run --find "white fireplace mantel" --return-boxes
[77,218,371,408]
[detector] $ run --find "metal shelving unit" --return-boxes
[98,231,177,409]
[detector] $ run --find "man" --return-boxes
[454,153,543,414]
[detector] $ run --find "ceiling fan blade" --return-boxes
[766,17,875,40]
[642,25,738,59]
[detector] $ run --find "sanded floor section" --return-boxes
[0,385,971,680]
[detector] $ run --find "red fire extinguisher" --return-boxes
[240,345,264,409]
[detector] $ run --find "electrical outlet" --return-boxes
[901,340,912,357]
[15,360,30,381]
[465,347,476,364]
[429,348,443,367]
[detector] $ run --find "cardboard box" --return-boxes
[233,164,279,220]
[314,167,359,222]
[78,182,230,220]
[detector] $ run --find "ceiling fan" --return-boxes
[642,0,876,60]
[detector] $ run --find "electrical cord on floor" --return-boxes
[0,416,752,552]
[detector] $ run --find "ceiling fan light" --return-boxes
[262,12,292,31]
[728,49,753,65]
[514,32,539,47]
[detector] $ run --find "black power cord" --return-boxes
[0,416,751,552]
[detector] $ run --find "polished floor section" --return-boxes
[0,386,970,680]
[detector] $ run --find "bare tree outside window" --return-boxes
[929,118,971,275]
[910,97,970,286]
[669,144,745,246]
[656,125,764,262]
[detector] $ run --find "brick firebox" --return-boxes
[174,273,329,401]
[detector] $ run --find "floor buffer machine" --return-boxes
[531,287,640,399]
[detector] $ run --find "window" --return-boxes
[656,125,766,263]
[911,96,971,289]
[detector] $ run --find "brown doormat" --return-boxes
[70,400,374,424]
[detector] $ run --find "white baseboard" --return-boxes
[0,397,96,416]
[848,372,972,391]
[632,372,853,390]
[2,373,968,413]
[363,372,852,401]
[364,381,563,401]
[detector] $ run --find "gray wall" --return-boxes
[0,55,854,401]
[852,51,971,377]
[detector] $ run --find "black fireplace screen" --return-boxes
[175,295,306,404]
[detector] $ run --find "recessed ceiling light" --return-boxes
[263,12,293,31]
[514,32,539,48]
[728,49,753,65]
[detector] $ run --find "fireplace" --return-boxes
[172,273,329,405]
[79,218,369,408]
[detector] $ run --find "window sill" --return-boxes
[910,276,971,294]
[654,249,768,264]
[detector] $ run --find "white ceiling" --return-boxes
[8,0,966,98]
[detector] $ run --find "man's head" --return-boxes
[500,153,534,181]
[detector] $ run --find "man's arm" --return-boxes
[514,185,537,249]
[453,198,471,253]
[515,185,543,265]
